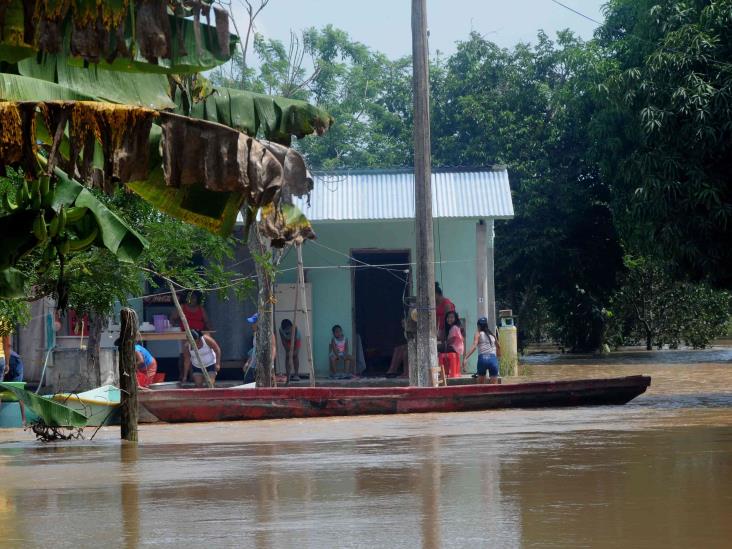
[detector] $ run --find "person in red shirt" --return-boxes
[435,282,455,342]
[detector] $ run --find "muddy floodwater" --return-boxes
[1,349,731,548]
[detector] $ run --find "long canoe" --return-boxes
[139,375,651,423]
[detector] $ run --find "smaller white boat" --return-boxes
[50,385,120,427]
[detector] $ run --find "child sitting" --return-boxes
[329,324,354,378]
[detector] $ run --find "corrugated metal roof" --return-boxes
[293,167,514,222]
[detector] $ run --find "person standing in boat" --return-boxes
[171,290,211,382]
[463,317,501,384]
[189,329,221,388]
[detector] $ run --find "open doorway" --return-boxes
[352,249,410,375]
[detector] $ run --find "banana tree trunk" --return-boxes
[86,312,104,388]
[248,227,274,387]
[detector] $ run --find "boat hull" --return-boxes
[139,375,651,424]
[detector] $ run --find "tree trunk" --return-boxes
[646,332,652,351]
[86,312,104,388]
[248,227,274,387]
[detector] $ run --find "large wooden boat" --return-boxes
[139,375,651,423]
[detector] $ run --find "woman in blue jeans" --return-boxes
[463,317,501,384]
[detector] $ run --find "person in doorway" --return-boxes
[171,290,211,382]
[279,319,302,381]
[442,311,464,356]
[189,329,221,388]
[435,282,455,342]
[134,341,158,388]
[329,324,354,378]
[463,317,501,384]
[243,313,276,383]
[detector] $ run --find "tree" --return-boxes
[610,256,731,349]
[431,31,623,351]
[597,0,732,288]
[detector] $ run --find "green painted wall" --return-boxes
[278,219,490,376]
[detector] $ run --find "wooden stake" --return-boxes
[168,282,214,388]
[287,262,300,381]
[411,0,438,386]
[119,307,138,442]
[296,244,316,386]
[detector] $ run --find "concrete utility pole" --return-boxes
[411,0,438,386]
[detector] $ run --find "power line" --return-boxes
[549,0,602,26]
[548,0,732,72]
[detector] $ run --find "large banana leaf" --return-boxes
[0,73,95,101]
[52,170,148,263]
[18,54,175,109]
[184,88,335,144]
[0,382,88,427]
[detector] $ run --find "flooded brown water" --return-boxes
[1,348,731,548]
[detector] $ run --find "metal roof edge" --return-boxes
[311,165,508,177]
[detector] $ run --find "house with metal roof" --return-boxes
[275,166,514,378]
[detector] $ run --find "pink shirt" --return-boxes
[447,325,464,355]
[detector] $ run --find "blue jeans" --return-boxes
[477,354,499,377]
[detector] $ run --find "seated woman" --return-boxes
[442,311,464,356]
[329,325,355,378]
[188,329,221,388]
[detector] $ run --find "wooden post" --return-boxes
[287,269,300,381]
[486,220,497,332]
[296,244,316,386]
[476,220,488,319]
[119,307,138,442]
[411,0,438,386]
[168,281,214,388]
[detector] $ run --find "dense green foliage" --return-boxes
[231,2,731,350]
[609,256,731,349]
[597,0,732,288]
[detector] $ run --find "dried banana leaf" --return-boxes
[259,202,316,248]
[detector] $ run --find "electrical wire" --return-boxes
[548,0,732,72]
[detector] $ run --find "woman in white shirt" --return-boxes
[189,330,222,387]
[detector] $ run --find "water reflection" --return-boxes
[0,352,730,547]
[120,444,139,549]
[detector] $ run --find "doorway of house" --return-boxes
[352,249,410,375]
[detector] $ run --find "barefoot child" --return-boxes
[329,325,354,378]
